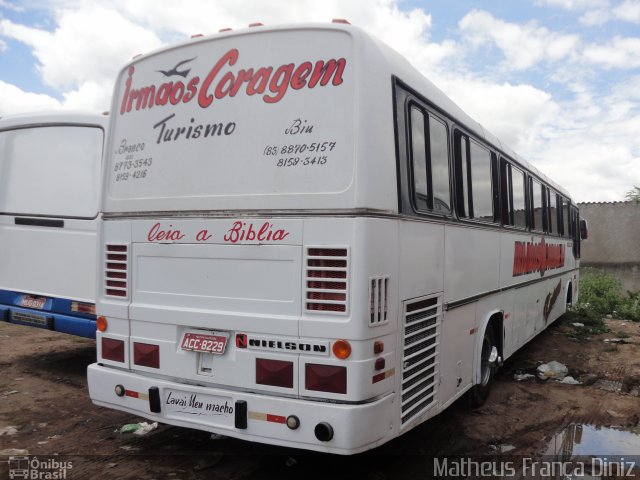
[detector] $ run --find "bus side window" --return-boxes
[549,192,559,235]
[530,178,544,232]
[562,197,571,237]
[455,132,494,222]
[428,114,451,214]
[500,158,512,225]
[410,107,429,211]
[409,106,451,214]
[511,166,527,229]
[500,160,527,229]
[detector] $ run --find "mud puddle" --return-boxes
[544,423,640,457]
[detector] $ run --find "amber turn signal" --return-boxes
[332,339,351,359]
[96,316,108,332]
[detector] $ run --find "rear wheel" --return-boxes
[470,328,500,407]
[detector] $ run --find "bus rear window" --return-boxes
[0,126,103,218]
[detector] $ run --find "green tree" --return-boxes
[625,185,640,202]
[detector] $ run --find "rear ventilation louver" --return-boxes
[105,244,128,298]
[401,296,441,425]
[369,276,390,325]
[305,247,349,314]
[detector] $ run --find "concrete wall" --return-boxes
[578,201,640,293]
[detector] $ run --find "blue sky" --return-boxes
[1,0,639,202]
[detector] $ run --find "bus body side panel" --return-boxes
[0,216,98,338]
[395,218,446,433]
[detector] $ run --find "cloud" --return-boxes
[582,36,640,68]
[1,6,163,91]
[0,0,637,201]
[613,0,640,23]
[0,81,61,114]
[458,10,580,70]
[534,0,609,10]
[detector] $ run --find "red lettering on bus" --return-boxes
[147,222,186,242]
[119,49,347,115]
[513,238,565,277]
[223,221,290,244]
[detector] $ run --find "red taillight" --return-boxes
[105,244,128,298]
[256,359,293,388]
[101,338,124,363]
[71,301,96,315]
[305,364,347,394]
[133,342,159,369]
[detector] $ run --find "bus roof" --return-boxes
[0,111,108,130]
[103,22,571,212]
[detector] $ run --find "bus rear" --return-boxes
[88,24,402,454]
[0,112,106,338]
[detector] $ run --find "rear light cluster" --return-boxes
[256,359,293,388]
[101,337,124,363]
[105,244,129,298]
[71,301,96,315]
[369,276,389,325]
[255,359,347,394]
[306,364,347,394]
[133,342,160,369]
[305,247,349,313]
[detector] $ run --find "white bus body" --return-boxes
[88,23,581,454]
[0,112,106,338]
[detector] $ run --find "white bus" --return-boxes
[0,112,106,338]
[88,22,583,454]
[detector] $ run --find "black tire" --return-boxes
[470,328,497,407]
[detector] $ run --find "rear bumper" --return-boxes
[88,363,395,454]
[2,304,96,338]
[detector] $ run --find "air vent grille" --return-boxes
[369,276,390,326]
[305,247,348,314]
[105,244,128,299]
[401,296,441,425]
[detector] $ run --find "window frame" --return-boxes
[406,101,452,217]
[453,129,498,224]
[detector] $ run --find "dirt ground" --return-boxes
[1,316,639,479]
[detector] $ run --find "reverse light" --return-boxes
[286,415,300,430]
[256,359,294,388]
[305,364,347,394]
[101,338,124,363]
[114,384,125,397]
[133,342,160,369]
[332,339,351,359]
[96,316,108,332]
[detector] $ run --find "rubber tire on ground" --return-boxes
[470,328,496,408]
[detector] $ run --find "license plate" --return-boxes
[20,295,46,310]
[180,332,229,355]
